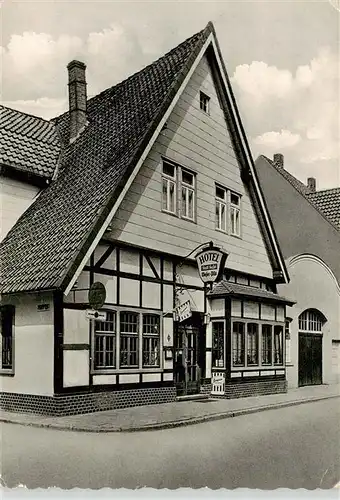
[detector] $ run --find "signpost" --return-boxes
[86,309,107,321]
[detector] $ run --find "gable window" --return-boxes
[230,192,241,236]
[0,305,14,372]
[215,186,227,232]
[181,169,195,221]
[162,161,176,214]
[215,185,241,236]
[200,91,210,113]
[162,160,196,221]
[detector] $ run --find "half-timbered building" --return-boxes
[0,22,294,415]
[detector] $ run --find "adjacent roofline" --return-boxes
[258,154,340,233]
[0,163,51,188]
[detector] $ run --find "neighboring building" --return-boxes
[255,154,340,388]
[0,22,294,416]
[0,106,60,241]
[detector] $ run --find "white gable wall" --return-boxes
[108,54,273,279]
[0,177,40,242]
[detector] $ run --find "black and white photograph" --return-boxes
[0,0,339,494]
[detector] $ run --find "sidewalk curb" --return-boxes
[1,393,339,433]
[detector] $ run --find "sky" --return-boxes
[1,0,339,189]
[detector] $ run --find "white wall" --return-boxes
[279,255,340,387]
[0,292,54,395]
[0,177,40,241]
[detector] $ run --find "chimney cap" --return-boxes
[67,60,86,70]
[307,177,316,192]
[273,153,284,168]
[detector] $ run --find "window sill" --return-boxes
[0,370,15,377]
[91,368,162,375]
[181,216,196,225]
[230,233,242,240]
[162,209,178,218]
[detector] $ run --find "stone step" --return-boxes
[176,394,210,402]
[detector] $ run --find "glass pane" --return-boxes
[169,181,175,212]
[212,321,224,368]
[182,170,194,186]
[163,162,175,177]
[274,325,283,364]
[216,186,225,200]
[247,323,259,365]
[188,189,194,219]
[232,322,245,366]
[221,203,226,231]
[262,324,272,364]
[181,187,187,217]
[162,178,168,210]
[231,193,240,206]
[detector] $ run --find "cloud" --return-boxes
[1,98,67,120]
[253,130,301,149]
[232,47,339,188]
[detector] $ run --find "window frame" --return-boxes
[231,317,285,369]
[92,306,162,374]
[161,159,197,223]
[199,91,210,114]
[212,320,225,369]
[0,305,15,374]
[215,184,242,237]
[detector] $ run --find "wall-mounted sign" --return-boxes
[195,244,228,285]
[88,282,106,310]
[174,300,192,323]
[86,309,107,321]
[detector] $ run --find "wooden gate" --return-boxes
[298,333,322,386]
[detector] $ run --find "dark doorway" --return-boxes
[298,333,322,386]
[174,315,205,396]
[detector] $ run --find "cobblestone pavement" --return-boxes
[1,383,339,433]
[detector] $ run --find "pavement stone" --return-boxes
[1,383,339,433]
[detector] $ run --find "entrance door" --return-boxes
[174,322,203,396]
[298,333,322,386]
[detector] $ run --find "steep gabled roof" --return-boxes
[259,155,340,232]
[305,188,340,230]
[0,105,60,181]
[0,22,289,294]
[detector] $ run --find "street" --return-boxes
[1,398,339,490]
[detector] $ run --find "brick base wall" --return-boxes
[0,386,177,416]
[215,379,287,399]
[200,383,212,394]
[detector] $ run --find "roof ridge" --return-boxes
[0,104,52,123]
[52,26,208,125]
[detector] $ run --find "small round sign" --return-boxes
[88,282,106,310]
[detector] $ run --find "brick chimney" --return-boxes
[307,177,316,192]
[67,60,87,143]
[273,153,284,169]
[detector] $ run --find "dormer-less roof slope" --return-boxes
[0,22,289,294]
[305,188,340,230]
[0,105,60,181]
[259,155,340,232]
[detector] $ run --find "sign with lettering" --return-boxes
[195,245,228,284]
[86,309,107,321]
[174,300,192,323]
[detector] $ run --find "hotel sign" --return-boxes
[195,245,228,285]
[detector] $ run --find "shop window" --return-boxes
[94,311,116,369]
[120,312,139,367]
[212,321,225,368]
[247,323,259,365]
[93,309,161,371]
[0,305,14,371]
[274,325,284,365]
[233,321,245,366]
[215,185,242,236]
[261,324,272,365]
[142,314,160,367]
